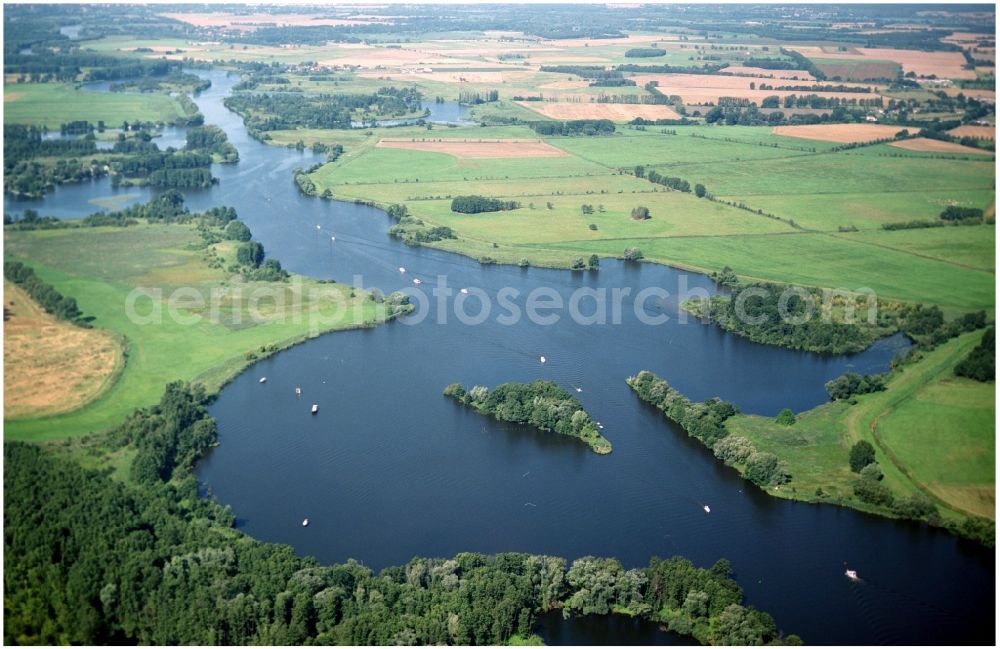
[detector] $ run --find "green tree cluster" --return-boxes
[450,195,521,214]
[445,380,612,454]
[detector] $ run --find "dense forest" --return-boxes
[444,380,612,454]
[4,383,796,645]
[3,124,103,197]
[224,87,422,134]
[686,281,886,354]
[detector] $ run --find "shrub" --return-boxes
[623,247,644,261]
[853,478,894,506]
[859,462,883,482]
[224,220,252,241]
[775,408,795,426]
[849,440,876,472]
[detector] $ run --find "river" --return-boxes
[4,69,993,645]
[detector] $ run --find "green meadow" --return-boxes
[727,330,994,522]
[4,224,387,441]
[305,124,995,312]
[3,82,186,126]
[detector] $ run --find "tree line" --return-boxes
[627,371,790,488]
[3,260,84,323]
[633,165,695,193]
[530,119,616,136]
[444,380,612,454]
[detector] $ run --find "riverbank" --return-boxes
[628,329,995,545]
[3,218,406,440]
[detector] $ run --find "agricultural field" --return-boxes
[307,124,994,312]
[3,280,123,420]
[788,45,976,80]
[771,123,903,143]
[516,101,681,121]
[3,224,388,441]
[3,82,187,126]
[948,125,996,140]
[375,137,569,158]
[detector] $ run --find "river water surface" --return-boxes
[5,70,993,645]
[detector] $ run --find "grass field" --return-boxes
[727,330,994,521]
[4,280,124,420]
[4,82,187,126]
[303,124,994,313]
[3,224,389,441]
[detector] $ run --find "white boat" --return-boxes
[311,404,319,414]
[331,236,336,241]
[413,278,422,285]
[460,288,469,294]
[703,505,711,514]
[295,387,302,395]
[302,518,310,527]
[399,267,406,273]
[575,387,582,393]
[259,377,267,384]
[540,356,546,363]
[845,569,859,581]
[316,225,321,230]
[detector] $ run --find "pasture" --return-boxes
[728,330,994,522]
[3,82,186,126]
[306,123,995,312]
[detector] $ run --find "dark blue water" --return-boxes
[7,69,994,645]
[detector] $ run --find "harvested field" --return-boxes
[942,87,996,101]
[376,138,568,158]
[4,281,122,419]
[790,45,975,80]
[526,55,613,64]
[814,61,900,82]
[771,123,903,143]
[516,101,680,121]
[629,73,883,104]
[948,125,996,140]
[538,79,593,90]
[888,137,993,155]
[721,66,817,81]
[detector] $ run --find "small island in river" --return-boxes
[444,380,612,454]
